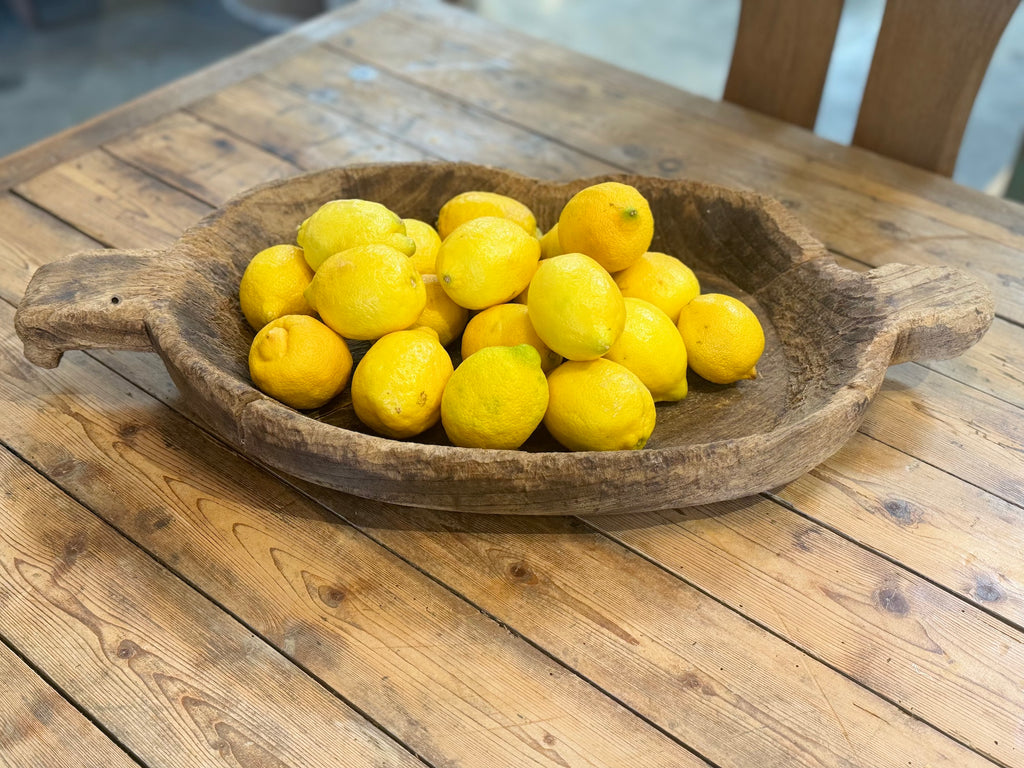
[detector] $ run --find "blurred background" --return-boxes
[1,0,1022,197]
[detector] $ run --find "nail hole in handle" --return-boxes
[110,296,121,305]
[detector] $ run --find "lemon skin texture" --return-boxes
[248,315,352,410]
[435,216,540,310]
[441,344,549,449]
[305,243,426,341]
[298,199,415,271]
[544,358,656,452]
[677,293,765,384]
[351,328,454,439]
[557,182,653,273]
[527,252,625,361]
[437,190,537,239]
[238,244,315,331]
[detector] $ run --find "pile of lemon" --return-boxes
[240,182,765,452]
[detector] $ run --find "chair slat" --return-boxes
[725,0,845,129]
[853,0,1019,175]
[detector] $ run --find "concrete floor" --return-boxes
[1,0,1021,193]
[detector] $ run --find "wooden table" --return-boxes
[2,1,1022,766]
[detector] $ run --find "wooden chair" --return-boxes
[724,0,1019,176]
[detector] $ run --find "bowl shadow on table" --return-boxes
[260,454,767,537]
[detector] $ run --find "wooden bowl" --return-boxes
[14,162,993,515]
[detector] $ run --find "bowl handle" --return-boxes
[15,249,175,368]
[867,262,995,365]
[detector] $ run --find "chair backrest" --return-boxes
[724,0,1019,176]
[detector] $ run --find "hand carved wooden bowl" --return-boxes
[15,162,993,515]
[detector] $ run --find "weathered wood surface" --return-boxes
[2,0,1024,766]
[0,444,424,768]
[725,0,844,129]
[852,0,1019,175]
[0,218,1005,768]
[0,641,138,768]
[11,162,995,514]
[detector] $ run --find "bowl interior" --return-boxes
[167,163,865,453]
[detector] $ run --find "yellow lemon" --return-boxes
[413,274,470,346]
[539,223,562,259]
[404,218,442,275]
[441,344,549,449]
[677,293,765,384]
[305,243,426,341]
[613,251,700,323]
[351,328,454,439]
[435,216,540,310]
[461,302,562,373]
[248,315,352,410]
[604,298,688,402]
[297,199,415,271]
[527,252,625,361]
[437,190,537,239]
[238,244,315,330]
[557,182,653,272]
[544,359,656,451]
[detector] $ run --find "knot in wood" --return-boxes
[507,561,537,584]
[116,640,138,660]
[874,586,909,616]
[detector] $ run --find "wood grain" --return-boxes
[188,76,432,169]
[2,160,1016,768]
[0,641,139,768]
[0,446,423,768]
[263,47,618,180]
[852,0,1019,175]
[105,111,301,206]
[860,363,1024,507]
[326,11,1024,323]
[0,304,702,768]
[2,104,1017,603]
[304,494,1005,768]
[778,432,1024,627]
[725,0,844,129]
[591,501,1024,767]
[13,150,210,250]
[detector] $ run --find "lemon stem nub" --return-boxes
[623,207,638,219]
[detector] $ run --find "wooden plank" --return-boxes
[2,186,1011,767]
[0,195,99,306]
[187,76,433,169]
[852,0,1019,175]
[262,48,619,180]
[0,197,1015,768]
[309,496,1003,768]
[0,0,395,193]
[588,499,1024,768]
[0,307,701,767]
[385,0,1024,242]
[777,432,1024,626]
[0,447,425,768]
[0,641,139,768]
[724,0,844,129]
[105,112,301,207]
[861,364,1024,507]
[924,317,1024,410]
[13,150,210,250]
[324,12,1024,323]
